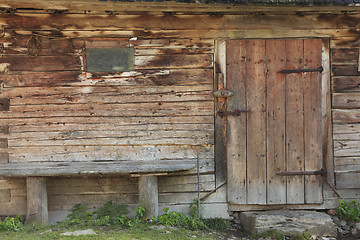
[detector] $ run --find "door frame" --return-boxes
[214,38,334,209]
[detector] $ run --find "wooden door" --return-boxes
[226,39,325,205]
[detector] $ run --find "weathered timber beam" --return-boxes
[0,161,196,177]
[1,13,360,31]
[26,177,48,225]
[138,175,158,219]
[0,0,359,14]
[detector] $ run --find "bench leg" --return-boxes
[26,177,48,225]
[138,175,158,219]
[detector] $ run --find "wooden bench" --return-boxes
[0,160,195,225]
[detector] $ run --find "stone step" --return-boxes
[240,210,337,237]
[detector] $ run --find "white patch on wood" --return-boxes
[77,49,85,71]
[79,86,94,94]
[0,63,10,73]
[135,55,155,67]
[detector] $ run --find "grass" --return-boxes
[0,201,233,240]
[0,222,225,240]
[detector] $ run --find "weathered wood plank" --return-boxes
[2,0,360,14]
[0,101,213,118]
[0,178,25,190]
[159,175,215,193]
[2,13,360,31]
[333,109,360,123]
[335,156,360,166]
[331,48,359,63]
[2,69,213,87]
[1,85,213,105]
[2,71,81,87]
[0,54,212,72]
[2,34,78,55]
[334,140,360,157]
[332,63,359,76]
[333,93,360,109]
[47,177,138,195]
[135,54,212,69]
[226,40,247,204]
[331,37,360,48]
[0,189,11,203]
[139,175,158,218]
[0,116,214,133]
[333,124,360,140]
[266,39,286,205]
[58,28,360,40]
[0,160,196,177]
[0,197,26,216]
[304,39,323,204]
[48,193,137,208]
[246,39,267,205]
[0,55,81,72]
[135,48,213,55]
[6,130,214,146]
[285,39,305,204]
[332,76,360,93]
[130,39,214,49]
[6,145,214,162]
[336,171,360,189]
[26,177,48,225]
[335,164,360,172]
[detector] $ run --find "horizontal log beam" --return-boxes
[1,13,359,31]
[0,160,196,177]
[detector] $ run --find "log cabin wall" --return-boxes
[332,38,360,201]
[0,2,359,221]
[0,17,220,221]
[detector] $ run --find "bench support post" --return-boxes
[138,175,158,219]
[26,177,48,225]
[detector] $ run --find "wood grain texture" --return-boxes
[2,69,213,87]
[26,177,48,225]
[332,76,360,93]
[1,13,360,31]
[5,145,214,162]
[285,39,305,204]
[246,39,267,205]
[0,160,196,177]
[226,40,247,204]
[266,39,286,205]
[303,39,323,204]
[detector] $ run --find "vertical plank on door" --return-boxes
[246,40,267,204]
[304,39,323,204]
[285,39,305,204]
[226,40,247,204]
[266,39,287,204]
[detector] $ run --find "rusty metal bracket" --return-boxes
[278,67,323,74]
[214,89,233,98]
[217,109,248,116]
[276,168,326,176]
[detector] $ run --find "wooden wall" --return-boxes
[0,7,359,219]
[0,22,221,220]
[332,37,360,200]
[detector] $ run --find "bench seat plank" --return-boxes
[0,160,195,177]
